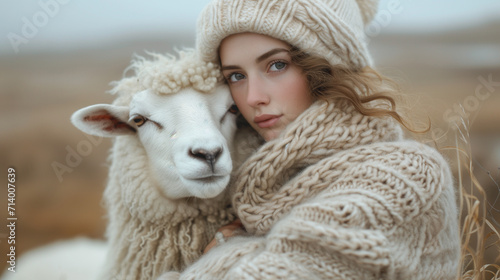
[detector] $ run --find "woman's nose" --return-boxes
[246,76,269,107]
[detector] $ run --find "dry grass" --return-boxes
[437,112,500,280]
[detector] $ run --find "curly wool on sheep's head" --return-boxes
[108,49,222,103]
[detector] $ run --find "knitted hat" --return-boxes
[196,0,379,69]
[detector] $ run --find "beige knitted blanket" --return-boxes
[169,100,461,280]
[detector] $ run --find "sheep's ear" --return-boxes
[71,104,136,137]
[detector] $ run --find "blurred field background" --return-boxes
[1,0,499,277]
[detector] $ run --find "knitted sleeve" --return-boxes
[172,236,266,280]
[176,142,459,279]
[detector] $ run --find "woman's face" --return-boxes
[219,33,314,141]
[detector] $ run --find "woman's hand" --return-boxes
[203,219,244,254]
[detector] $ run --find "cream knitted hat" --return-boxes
[196,0,379,69]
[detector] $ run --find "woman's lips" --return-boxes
[254,114,281,128]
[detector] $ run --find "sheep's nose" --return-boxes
[189,148,222,171]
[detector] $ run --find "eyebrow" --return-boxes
[221,48,290,71]
[256,48,290,63]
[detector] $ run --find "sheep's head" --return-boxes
[71,85,237,199]
[71,50,239,199]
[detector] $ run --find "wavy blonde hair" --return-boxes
[289,47,425,133]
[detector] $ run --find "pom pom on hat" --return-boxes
[196,0,381,70]
[355,0,380,25]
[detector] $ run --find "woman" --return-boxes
[161,0,460,279]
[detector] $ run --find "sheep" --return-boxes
[70,50,244,280]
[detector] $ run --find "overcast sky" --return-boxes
[1,0,499,55]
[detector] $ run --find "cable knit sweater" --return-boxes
[163,100,460,280]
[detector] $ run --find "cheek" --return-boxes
[231,91,250,116]
[230,90,243,107]
[282,76,312,114]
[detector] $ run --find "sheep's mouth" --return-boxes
[190,175,226,184]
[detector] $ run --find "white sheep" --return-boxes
[46,50,239,280]
[75,50,244,280]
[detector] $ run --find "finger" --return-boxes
[203,238,217,255]
[230,219,243,226]
[219,226,242,236]
[217,224,243,234]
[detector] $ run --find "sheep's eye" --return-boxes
[131,116,147,127]
[228,104,239,114]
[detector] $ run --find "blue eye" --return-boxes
[228,73,245,83]
[269,61,287,72]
